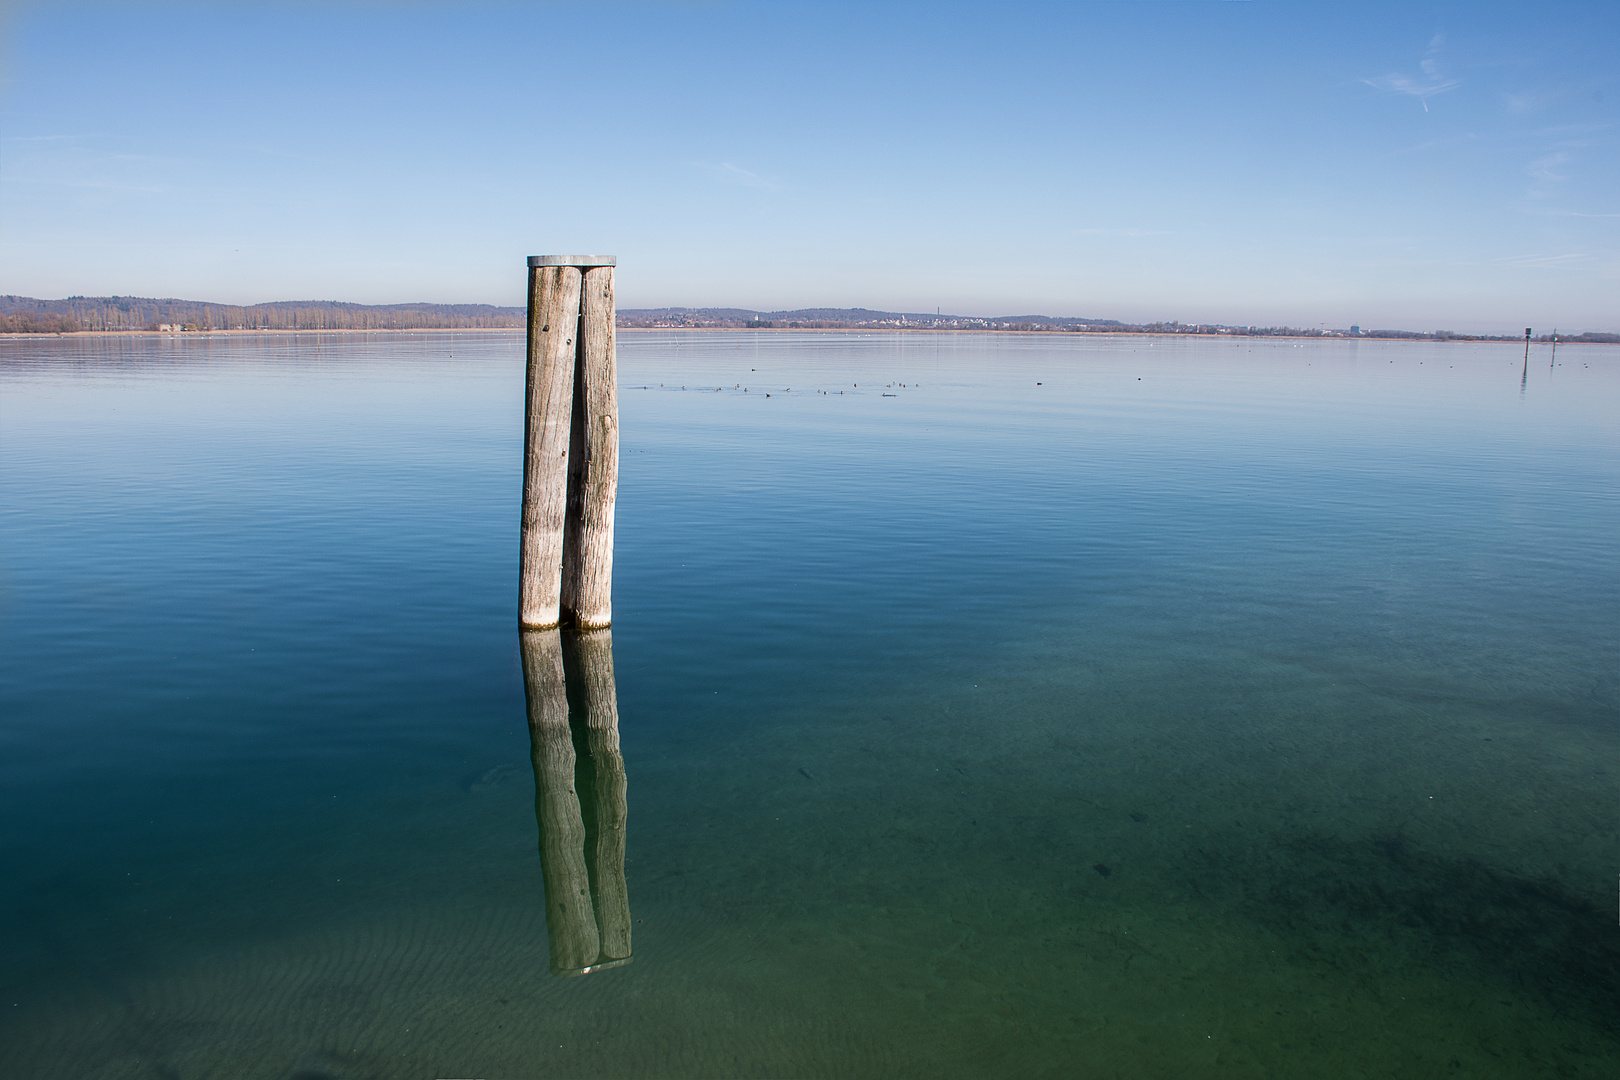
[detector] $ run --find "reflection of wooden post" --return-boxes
[564,629,630,963]
[523,627,631,977]
[562,267,618,628]
[521,255,616,629]
[521,629,599,973]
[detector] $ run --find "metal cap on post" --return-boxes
[528,256,616,268]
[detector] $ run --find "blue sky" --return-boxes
[1,1,1615,332]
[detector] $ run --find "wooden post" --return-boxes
[521,255,617,629]
[562,266,619,628]
[520,265,583,627]
[563,628,631,967]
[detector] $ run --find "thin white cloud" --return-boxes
[0,141,180,192]
[692,161,775,189]
[0,133,110,144]
[1523,140,1598,201]
[1534,122,1611,137]
[38,178,170,193]
[1526,151,1571,186]
[1504,88,1573,116]
[1492,252,1587,268]
[1518,208,1620,219]
[1364,33,1460,111]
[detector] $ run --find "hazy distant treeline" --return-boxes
[3,295,1614,343]
[617,307,1618,343]
[616,307,1125,331]
[0,295,524,332]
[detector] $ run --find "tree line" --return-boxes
[0,295,524,332]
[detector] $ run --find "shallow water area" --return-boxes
[1,329,1616,1078]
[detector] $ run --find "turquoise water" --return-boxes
[1,330,1615,1078]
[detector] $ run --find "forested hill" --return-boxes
[0,295,524,333]
[0,295,1121,333]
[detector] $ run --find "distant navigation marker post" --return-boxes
[521,255,618,628]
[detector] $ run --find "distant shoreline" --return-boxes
[0,325,1613,346]
[0,326,500,339]
[6,294,1612,342]
[2,326,1615,346]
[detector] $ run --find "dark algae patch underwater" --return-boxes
[0,330,1615,1077]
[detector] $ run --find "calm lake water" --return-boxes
[1,330,1616,1079]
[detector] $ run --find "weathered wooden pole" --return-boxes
[520,264,584,627]
[520,255,616,628]
[562,266,619,628]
